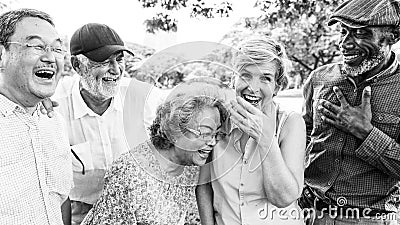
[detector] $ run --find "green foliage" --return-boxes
[126,42,235,88]
[137,0,346,86]
[221,0,345,85]
[139,0,232,33]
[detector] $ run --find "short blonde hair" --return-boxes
[232,36,291,89]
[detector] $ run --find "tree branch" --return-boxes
[290,55,313,72]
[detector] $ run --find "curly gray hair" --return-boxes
[149,95,226,150]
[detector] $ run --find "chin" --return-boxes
[192,158,207,166]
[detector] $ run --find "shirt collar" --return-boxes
[0,94,19,116]
[71,79,123,119]
[0,93,41,117]
[364,52,399,82]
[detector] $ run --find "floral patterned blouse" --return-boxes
[81,141,201,225]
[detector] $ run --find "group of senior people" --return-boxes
[1,0,400,224]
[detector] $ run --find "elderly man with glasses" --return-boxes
[0,8,72,225]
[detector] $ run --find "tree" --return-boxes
[0,0,15,13]
[221,0,345,86]
[138,0,233,33]
[138,0,346,86]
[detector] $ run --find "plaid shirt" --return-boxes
[302,52,400,212]
[0,94,72,225]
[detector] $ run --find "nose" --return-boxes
[340,33,355,51]
[247,78,262,94]
[40,49,57,63]
[109,60,121,75]
[207,135,217,147]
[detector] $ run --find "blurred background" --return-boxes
[2,0,400,112]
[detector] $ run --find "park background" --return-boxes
[2,0,400,112]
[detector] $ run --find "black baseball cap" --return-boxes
[70,23,134,62]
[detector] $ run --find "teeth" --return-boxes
[35,70,55,79]
[198,150,211,158]
[344,55,358,60]
[102,77,117,82]
[244,95,260,101]
[243,94,261,106]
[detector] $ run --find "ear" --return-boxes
[0,45,6,69]
[388,28,400,45]
[0,45,5,61]
[70,56,81,73]
[229,75,236,89]
[273,85,281,97]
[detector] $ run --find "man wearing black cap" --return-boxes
[55,23,155,225]
[301,0,400,224]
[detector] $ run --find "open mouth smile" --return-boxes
[102,77,119,82]
[242,94,262,107]
[35,69,55,79]
[198,149,211,159]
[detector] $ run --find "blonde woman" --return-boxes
[196,37,306,225]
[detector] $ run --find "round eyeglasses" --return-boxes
[186,127,224,141]
[7,41,67,59]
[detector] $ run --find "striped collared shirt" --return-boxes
[303,52,400,211]
[0,94,72,225]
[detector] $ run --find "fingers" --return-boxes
[321,115,336,126]
[230,99,249,119]
[41,98,55,118]
[51,100,60,108]
[318,104,336,120]
[333,86,349,108]
[362,86,371,111]
[236,96,259,115]
[320,99,340,115]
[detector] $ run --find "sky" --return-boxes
[9,0,260,50]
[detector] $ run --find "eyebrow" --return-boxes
[25,35,63,44]
[240,68,252,74]
[241,68,274,77]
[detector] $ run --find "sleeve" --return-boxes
[81,157,137,225]
[355,127,400,179]
[302,72,314,146]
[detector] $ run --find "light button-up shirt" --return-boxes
[0,94,72,225]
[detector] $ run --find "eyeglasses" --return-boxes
[186,127,224,141]
[7,41,67,59]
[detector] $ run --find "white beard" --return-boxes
[80,74,118,100]
[343,50,385,77]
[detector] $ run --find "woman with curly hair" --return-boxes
[81,78,230,225]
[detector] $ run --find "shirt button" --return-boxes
[335,158,340,163]
[339,138,343,142]
[244,160,248,164]
[241,202,244,206]
[378,116,383,121]
[240,183,244,186]
[328,181,332,185]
